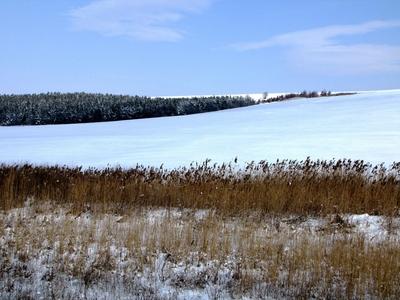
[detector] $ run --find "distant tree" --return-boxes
[300,90,308,97]
[309,91,319,98]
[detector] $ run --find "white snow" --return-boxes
[0,89,399,168]
[346,213,392,241]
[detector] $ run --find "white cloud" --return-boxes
[232,20,400,74]
[70,0,211,42]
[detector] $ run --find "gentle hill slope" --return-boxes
[0,90,399,167]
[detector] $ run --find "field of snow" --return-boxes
[0,89,399,168]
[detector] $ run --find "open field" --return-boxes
[1,90,399,299]
[2,1,399,298]
[0,90,399,167]
[1,159,399,298]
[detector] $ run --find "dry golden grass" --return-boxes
[0,202,399,299]
[1,159,399,297]
[0,158,399,215]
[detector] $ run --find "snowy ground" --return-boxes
[1,203,399,299]
[0,89,399,168]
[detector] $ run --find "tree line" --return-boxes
[0,91,356,126]
[0,93,255,126]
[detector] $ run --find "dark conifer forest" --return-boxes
[0,93,255,125]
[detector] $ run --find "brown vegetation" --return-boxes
[0,203,399,299]
[1,159,399,298]
[1,158,399,216]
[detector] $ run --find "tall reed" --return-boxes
[0,158,399,215]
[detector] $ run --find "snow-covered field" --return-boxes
[0,90,399,168]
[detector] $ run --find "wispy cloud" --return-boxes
[232,20,400,74]
[70,0,211,42]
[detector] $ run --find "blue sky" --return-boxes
[1,0,399,95]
